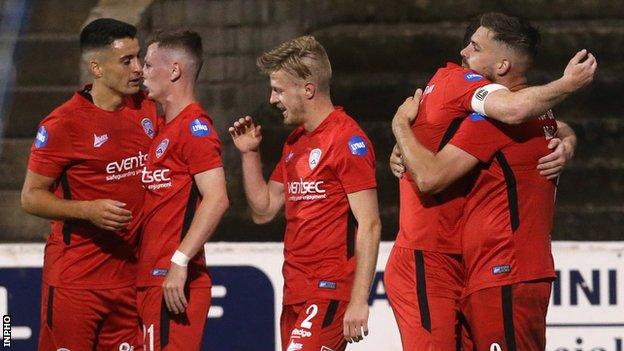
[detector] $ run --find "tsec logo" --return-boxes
[189,118,211,137]
[464,72,483,81]
[34,126,48,148]
[348,136,367,156]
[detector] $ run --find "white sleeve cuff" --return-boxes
[471,83,509,116]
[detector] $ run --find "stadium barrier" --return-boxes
[0,241,622,350]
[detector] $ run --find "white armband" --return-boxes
[470,83,509,116]
[171,250,190,267]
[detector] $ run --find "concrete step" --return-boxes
[0,139,30,190]
[21,0,96,35]
[302,0,624,26]
[316,21,624,77]
[553,205,624,241]
[11,35,80,86]
[0,190,49,242]
[4,86,74,138]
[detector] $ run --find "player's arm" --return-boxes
[481,50,596,124]
[343,188,381,344]
[537,120,577,179]
[229,116,284,223]
[392,90,479,194]
[21,170,132,231]
[163,167,229,314]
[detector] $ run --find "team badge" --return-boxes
[348,136,368,156]
[464,72,483,81]
[141,118,155,139]
[155,138,169,158]
[34,126,48,148]
[469,112,485,121]
[308,148,322,170]
[189,118,211,137]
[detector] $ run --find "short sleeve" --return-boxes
[180,116,223,175]
[334,132,377,194]
[445,70,492,112]
[448,113,512,162]
[269,154,285,184]
[27,116,74,178]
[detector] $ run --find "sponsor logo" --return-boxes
[469,112,486,121]
[151,268,168,277]
[492,265,511,275]
[34,126,48,148]
[475,88,489,101]
[105,151,148,181]
[190,118,211,137]
[141,118,155,139]
[318,281,337,289]
[464,72,483,81]
[93,133,109,148]
[291,328,312,338]
[285,151,295,163]
[490,343,502,351]
[118,342,134,351]
[141,167,172,190]
[155,139,169,158]
[348,136,367,156]
[309,148,322,170]
[287,178,326,201]
[287,340,303,351]
[423,84,435,95]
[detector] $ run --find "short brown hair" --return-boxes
[257,36,332,92]
[477,12,540,60]
[148,29,203,80]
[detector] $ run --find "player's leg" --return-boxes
[38,283,106,351]
[96,285,142,351]
[384,246,464,351]
[461,280,551,350]
[285,299,348,351]
[137,286,211,351]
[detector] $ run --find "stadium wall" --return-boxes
[1,241,623,350]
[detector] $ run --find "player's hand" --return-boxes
[392,88,423,127]
[82,199,132,231]
[389,144,405,179]
[561,49,597,92]
[537,138,575,179]
[163,262,188,314]
[343,299,369,343]
[228,116,262,153]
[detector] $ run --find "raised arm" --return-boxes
[229,116,284,223]
[482,50,596,124]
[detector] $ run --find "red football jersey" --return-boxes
[395,63,496,253]
[449,110,558,296]
[270,107,376,305]
[137,103,222,288]
[27,88,158,288]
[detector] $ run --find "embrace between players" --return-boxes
[21,11,595,351]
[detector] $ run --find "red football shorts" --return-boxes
[137,286,211,351]
[280,299,348,351]
[38,282,140,351]
[461,280,552,351]
[384,246,465,351]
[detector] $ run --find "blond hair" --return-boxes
[257,36,332,92]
